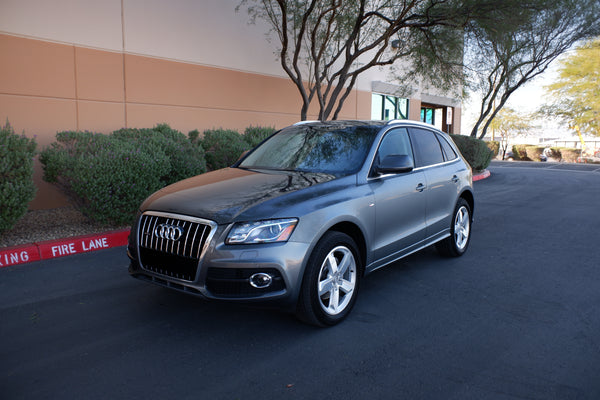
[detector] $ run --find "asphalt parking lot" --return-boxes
[1,161,599,399]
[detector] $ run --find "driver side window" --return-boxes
[378,128,414,164]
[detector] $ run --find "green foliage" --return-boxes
[112,124,206,183]
[466,0,599,139]
[243,125,276,148]
[240,0,478,120]
[486,140,500,157]
[450,134,493,172]
[41,131,108,183]
[487,108,534,138]
[40,124,206,225]
[525,145,545,161]
[0,121,37,233]
[201,129,250,170]
[512,144,531,161]
[188,129,200,144]
[542,38,600,136]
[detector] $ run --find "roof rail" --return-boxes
[385,119,439,129]
[385,119,404,125]
[293,120,321,125]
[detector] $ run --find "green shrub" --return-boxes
[201,129,250,170]
[0,121,37,233]
[40,124,206,225]
[525,145,545,162]
[41,131,167,225]
[112,124,206,183]
[450,134,493,172]
[486,140,500,158]
[41,131,107,183]
[243,125,276,148]
[512,144,531,161]
[188,129,200,144]
[560,148,580,163]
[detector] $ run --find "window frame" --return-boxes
[435,133,458,162]
[408,127,446,168]
[371,93,409,121]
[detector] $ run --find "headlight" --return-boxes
[226,218,298,244]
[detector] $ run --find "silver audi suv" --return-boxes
[127,120,474,326]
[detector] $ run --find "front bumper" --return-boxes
[127,212,310,306]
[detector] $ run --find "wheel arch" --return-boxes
[460,189,475,218]
[327,221,367,275]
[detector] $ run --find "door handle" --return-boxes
[451,175,459,183]
[416,183,426,192]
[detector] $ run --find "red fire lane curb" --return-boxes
[0,229,130,269]
[473,169,490,182]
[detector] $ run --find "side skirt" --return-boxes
[364,230,450,275]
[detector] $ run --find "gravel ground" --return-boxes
[0,207,129,248]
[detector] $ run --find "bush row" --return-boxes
[195,126,275,170]
[0,121,37,233]
[9,121,572,230]
[511,145,581,162]
[450,134,494,172]
[39,125,276,226]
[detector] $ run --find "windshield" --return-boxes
[238,124,380,176]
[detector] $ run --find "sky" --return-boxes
[461,62,575,141]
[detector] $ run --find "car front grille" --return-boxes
[137,212,216,281]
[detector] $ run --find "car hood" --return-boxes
[140,168,337,224]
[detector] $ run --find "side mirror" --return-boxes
[377,154,414,174]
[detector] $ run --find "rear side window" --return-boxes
[436,133,458,161]
[409,128,444,167]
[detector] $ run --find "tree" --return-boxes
[466,0,600,139]
[239,0,514,121]
[487,108,534,159]
[540,38,600,137]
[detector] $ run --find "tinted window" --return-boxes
[436,133,458,161]
[409,128,444,167]
[378,128,413,161]
[239,124,379,176]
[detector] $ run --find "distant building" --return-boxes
[1,0,462,209]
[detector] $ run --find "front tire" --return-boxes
[296,232,361,327]
[436,198,472,257]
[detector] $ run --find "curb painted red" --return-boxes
[473,169,491,182]
[0,229,130,269]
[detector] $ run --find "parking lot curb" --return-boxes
[0,229,129,269]
[473,169,490,181]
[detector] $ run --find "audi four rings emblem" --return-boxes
[154,223,184,241]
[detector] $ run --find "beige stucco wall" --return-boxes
[0,0,460,210]
[0,32,370,209]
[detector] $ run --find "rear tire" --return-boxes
[296,232,361,327]
[436,198,472,257]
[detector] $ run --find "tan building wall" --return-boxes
[0,33,372,140]
[0,33,371,209]
[1,0,461,210]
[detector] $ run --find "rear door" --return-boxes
[408,128,460,238]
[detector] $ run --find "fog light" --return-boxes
[249,272,273,289]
